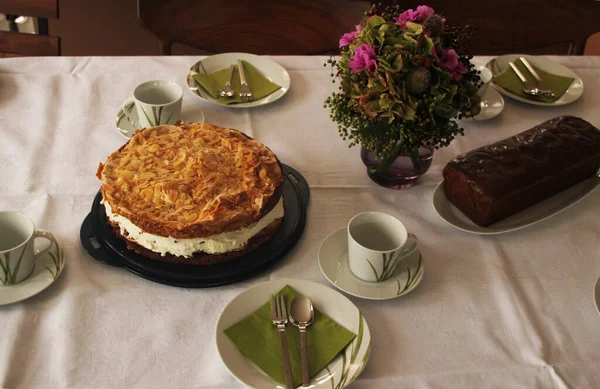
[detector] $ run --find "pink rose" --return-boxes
[339,24,362,48]
[395,5,435,27]
[414,5,435,20]
[395,9,416,27]
[432,47,467,80]
[349,44,377,74]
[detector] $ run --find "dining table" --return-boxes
[0,55,599,389]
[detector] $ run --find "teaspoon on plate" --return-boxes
[290,296,314,387]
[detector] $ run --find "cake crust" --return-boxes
[97,122,284,239]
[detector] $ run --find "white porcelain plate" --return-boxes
[116,99,205,139]
[0,237,65,306]
[318,228,424,300]
[185,53,291,108]
[594,277,600,317]
[216,278,371,389]
[432,176,600,235]
[487,55,583,106]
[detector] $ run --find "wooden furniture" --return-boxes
[0,31,60,57]
[399,0,599,55]
[0,0,60,57]
[584,32,600,56]
[139,0,600,56]
[137,0,371,55]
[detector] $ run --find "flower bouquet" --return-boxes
[325,4,482,187]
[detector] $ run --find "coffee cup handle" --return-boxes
[32,230,57,260]
[122,98,141,130]
[401,233,418,257]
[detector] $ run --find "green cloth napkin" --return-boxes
[224,285,357,388]
[192,60,281,105]
[493,58,574,103]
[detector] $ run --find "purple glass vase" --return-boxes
[360,146,434,189]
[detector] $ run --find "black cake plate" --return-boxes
[80,164,309,288]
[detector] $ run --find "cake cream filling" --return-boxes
[103,198,284,258]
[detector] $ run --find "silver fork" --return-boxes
[237,60,253,101]
[270,293,294,389]
[519,57,555,98]
[509,61,548,97]
[219,64,235,98]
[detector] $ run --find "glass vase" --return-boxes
[360,146,434,189]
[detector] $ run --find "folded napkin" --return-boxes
[192,60,281,105]
[224,285,357,388]
[493,58,574,103]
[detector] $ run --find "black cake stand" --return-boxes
[80,164,309,288]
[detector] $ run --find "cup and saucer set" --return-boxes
[318,212,424,300]
[115,80,205,139]
[115,54,291,138]
[463,63,504,121]
[0,212,65,306]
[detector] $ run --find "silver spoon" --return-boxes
[289,296,314,387]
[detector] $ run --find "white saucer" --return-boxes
[0,236,64,306]
[468,87,504,121]
[216,278,370,389]
[185,53,291,109]
[594,277,600,317]
[116,99,205,139]
[487,54,583,106]
[318,228,424,300]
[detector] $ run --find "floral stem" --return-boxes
[408,149,423,174]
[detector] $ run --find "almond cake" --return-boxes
[96,122,285,265]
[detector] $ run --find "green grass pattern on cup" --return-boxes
[0,245,28,285]
[139,106,155,127]
[139,106,174,127]
[366,250,403,282]
[396,253,423,295]
[325,312,371,389]
[45,235,63,279]
[153,106,162,126]
[0,252,10,284]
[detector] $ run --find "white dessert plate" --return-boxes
[432,176,600,235]
[594,277,600,317]
[594,278,600,315]
[116,99,205,139]
[318,228,424,300]
[463,87,504,121]
[0,237,64,306]
[216,278,371,389]
[487,55,583,106]
[185,53,291,108]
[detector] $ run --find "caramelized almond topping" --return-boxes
[98,122,284,238]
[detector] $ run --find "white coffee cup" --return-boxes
[0,212,57,285]
[474,64,493,97]
[347,212,418,282]
[123,80,183,130]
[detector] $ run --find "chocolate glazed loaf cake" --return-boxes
[443,116,600,227]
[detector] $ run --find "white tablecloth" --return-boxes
[0,55,599,389]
